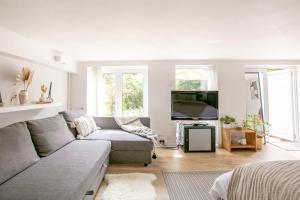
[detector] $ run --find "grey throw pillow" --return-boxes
[0,122,40,184]
[27,115,75,157]
[59,110,86,136]
[59,109,86,122]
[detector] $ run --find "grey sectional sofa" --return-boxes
[60,110,154,165]
[0,114,153,200]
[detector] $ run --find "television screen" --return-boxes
[171,91,219,120]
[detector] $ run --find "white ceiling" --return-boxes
[0,0,300,61]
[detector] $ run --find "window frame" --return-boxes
[175,65,217,91]
[97,66,148,117]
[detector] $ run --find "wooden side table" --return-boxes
[222,128,257,151]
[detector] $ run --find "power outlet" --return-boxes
[159,139,165,144]
[158,135,167,146]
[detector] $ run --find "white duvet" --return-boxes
[209,171,233,200]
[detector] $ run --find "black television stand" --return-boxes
[180,124,216,152]
[192,122,208,127]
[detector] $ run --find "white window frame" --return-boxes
[175,65,217,91]
[97,66,148,117]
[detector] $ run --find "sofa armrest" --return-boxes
[140,117,150,128]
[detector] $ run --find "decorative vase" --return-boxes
[39,93,45,102]
[19,90,28,105]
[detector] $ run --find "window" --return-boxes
[98,66,148,116]
[175,65,217,91]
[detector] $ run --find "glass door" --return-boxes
[267,69,296,141]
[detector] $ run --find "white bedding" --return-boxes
[209,171,233,200]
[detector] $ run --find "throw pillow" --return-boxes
[74,115,100,139]
[27,115,75,157]
[0,122,40,184]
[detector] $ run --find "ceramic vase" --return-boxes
[19,90,28,105]
[39,93,45,102]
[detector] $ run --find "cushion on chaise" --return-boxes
[83,129,153,151]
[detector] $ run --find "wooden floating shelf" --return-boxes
[0,102,62,114]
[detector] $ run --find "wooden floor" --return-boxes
[96,144,300,200]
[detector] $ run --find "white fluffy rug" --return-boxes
[101,173,157,200]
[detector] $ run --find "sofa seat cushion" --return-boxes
[83,129,153,151]
[0,122,40,185]
[27,115,75,157]
[0,140,111,200]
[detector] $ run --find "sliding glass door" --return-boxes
[267,69,297,141]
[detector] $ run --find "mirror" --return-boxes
[245,72,266,141]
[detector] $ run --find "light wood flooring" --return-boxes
[96,144,300,200]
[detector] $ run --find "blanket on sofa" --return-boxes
[114,116,157,144]
[227,160,300,200]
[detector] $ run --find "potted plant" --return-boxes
[243,114,271,150]
[15,67,34,105]
[220,115,236,128]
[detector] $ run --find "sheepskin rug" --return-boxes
[101,173,157,200]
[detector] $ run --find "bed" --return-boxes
[209,171,232,200]
[209,160,300,200]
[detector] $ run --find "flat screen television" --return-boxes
[171,91,219,120]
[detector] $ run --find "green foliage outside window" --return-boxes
[122,74,143,115]
[176,80,207,91]
[103,73,144,116]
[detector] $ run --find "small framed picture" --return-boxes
[0,91,3,106]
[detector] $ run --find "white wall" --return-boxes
[70,62,88,111]
[0,25,78,127]
[0,54,69,127]
[71,60,300,146]
[86,66,97,115]
[0,26,77,73]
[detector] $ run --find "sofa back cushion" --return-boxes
[59,110,86,136]
[27,115,75,157]
[0,122,40,185]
